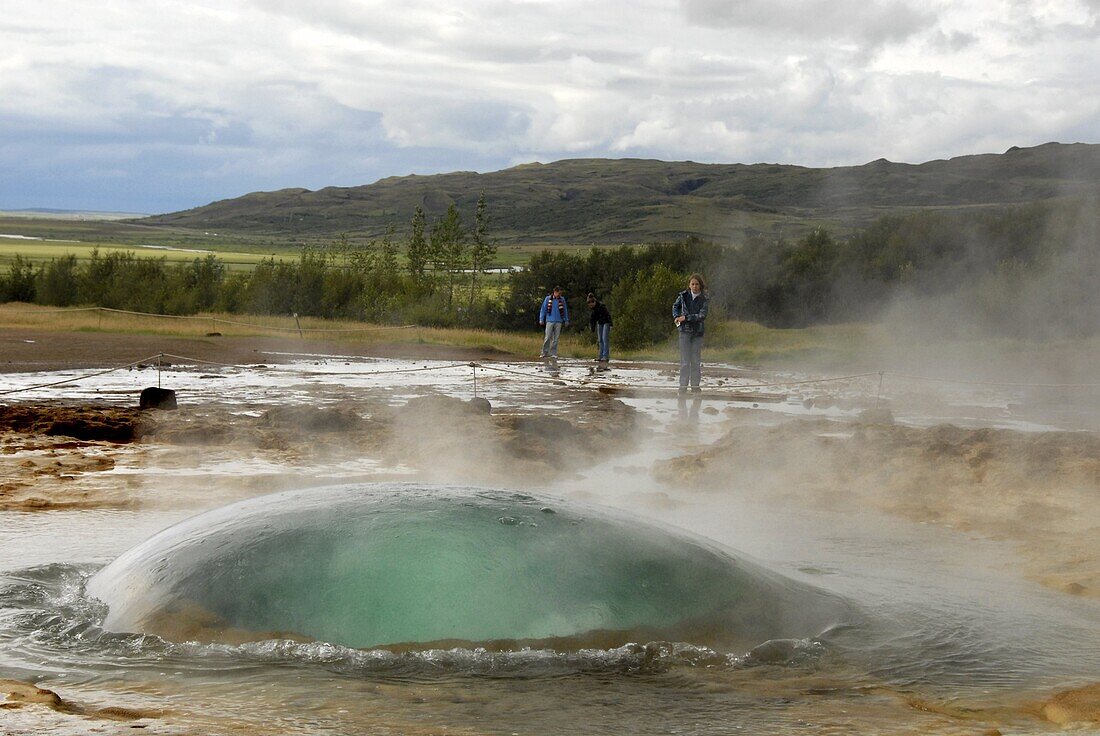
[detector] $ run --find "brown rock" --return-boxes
[1043,683,1100,724]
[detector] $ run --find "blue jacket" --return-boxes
[539,294,570,324]
[673,289,708,335]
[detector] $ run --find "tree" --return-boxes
[37,255,79,306]
[779,228,840,325]
[377,225,400,279]
[186,254,227,311]
[430,203,468,310]
[1,255,38,303]
[468,193,497,311]
[609,263,687,348]
[406,206,430,282]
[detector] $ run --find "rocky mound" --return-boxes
[0,403,146,442]
[654,418,1100,597]
[0,394,646,511]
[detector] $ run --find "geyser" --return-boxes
[87,484,852,649]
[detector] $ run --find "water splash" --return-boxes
[86,484,854,650]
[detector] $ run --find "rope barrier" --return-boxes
[159,352,472,378]
[1,306,101,314]
[0,353,166,396]
[292,362,472,377]
[4,344,1100,400]
[703,371,882,391]
[158,353,248,369]
[472,362,580,385]
[886,372,1100,389]
[470,361,879,393]
[206,315,417,333]
[4,308,1100,390]
[12,305,1094,390]
[97,307,207,321]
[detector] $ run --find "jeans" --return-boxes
[541,322,563,357]
[596,323,611,361]
[678,331,703,388]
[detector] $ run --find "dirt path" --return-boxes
[0,328,514,374]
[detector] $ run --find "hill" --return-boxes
[138,142,1100,244]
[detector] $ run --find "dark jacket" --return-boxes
[588,300,613,331]
[672,289,708,335]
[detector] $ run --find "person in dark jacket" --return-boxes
[586,293,613,365]
[672,273,709,392]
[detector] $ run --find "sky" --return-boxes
[1,0,1098,214]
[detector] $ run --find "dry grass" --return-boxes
[0,303,872,366]
[0,303,559,357]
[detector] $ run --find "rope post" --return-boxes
[293,313,303,338]
[877,371,885,401]
[471,362,478,398]
[157,353,163,389]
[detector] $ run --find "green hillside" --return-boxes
[137,142,1100,244]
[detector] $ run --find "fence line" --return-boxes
[887,372,1100,389]
[4,348,1100,399]
[0,353,166,396]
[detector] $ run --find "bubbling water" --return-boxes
[86,484,854,650]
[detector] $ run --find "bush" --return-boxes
[1,255,38,303]
[609,264,688,349]
[36,255,78,306]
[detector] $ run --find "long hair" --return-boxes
[687,273,707,292]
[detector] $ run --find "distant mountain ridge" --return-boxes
[4,208,148,221]
[139,142,1100,244]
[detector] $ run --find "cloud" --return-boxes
[0,1,1098,212]
[680,0,936,47]
[381,100,532,149]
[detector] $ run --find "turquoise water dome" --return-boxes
[87,485,852,649]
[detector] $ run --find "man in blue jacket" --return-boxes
[538,285,569,359]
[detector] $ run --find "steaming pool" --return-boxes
[2,355,1100,734]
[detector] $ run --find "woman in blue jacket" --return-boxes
[672,273,708,392]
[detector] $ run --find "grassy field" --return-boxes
[0,216,311,255]
[0,238,296,272]
[0,303,869,367]
[0,216,605,272]
[0,214,306,273]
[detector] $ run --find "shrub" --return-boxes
[609,263,687,349]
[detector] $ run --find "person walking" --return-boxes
[538,285,569,359]
[672,273,709,392]
[586,293,612,367]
